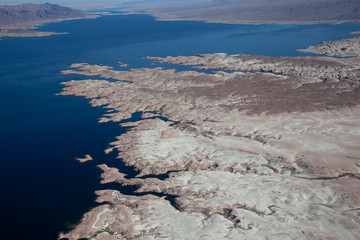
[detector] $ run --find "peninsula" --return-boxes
[58,32,360,239]
[299,32,360,57]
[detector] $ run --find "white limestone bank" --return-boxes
[59,49,360,239]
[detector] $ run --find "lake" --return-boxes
[0,13,359,239]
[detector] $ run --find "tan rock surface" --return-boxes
[298,34,360,57]
[75,154,93,163]
[59,49,360,239]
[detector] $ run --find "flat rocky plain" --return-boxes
[59,34,360,239]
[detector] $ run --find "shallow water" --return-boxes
[0,13,359,239]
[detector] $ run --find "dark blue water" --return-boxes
[0,14,359,239]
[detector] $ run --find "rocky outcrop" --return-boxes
[0,3,88,28]
[145,53,360,82]
[0,3,92,39]
[298,34,360,57]
[59,49,360,239]
[75,154,93,163]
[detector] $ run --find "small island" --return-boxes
[75,154,93,163]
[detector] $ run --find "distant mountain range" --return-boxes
[0,3,88,28]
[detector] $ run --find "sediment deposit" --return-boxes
[59,43,360,239]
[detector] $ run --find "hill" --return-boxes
[0,3,88,28]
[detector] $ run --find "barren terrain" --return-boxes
[299,32,360,57]
[0,3,92,38]
[58,34,360,239]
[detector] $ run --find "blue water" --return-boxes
[0,14,359,239]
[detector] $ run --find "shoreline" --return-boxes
[0,14,98,39]
[114,0,360,26]
[58,31,360,238]
[0,29,69,39]
[126,13,360,26]
[2,11,358,40]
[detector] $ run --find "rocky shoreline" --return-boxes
[298,33,360,57]
[0,3,97,39]
[58,34,360,239]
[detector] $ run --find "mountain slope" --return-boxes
[0,3,88,28]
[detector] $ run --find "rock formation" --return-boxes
[0,3,91,39]
[299,33,360,57]
[75,154,93,163]
[58,40,360,239]
[0,3,88,28]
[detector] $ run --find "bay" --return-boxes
[0,13,359,239]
